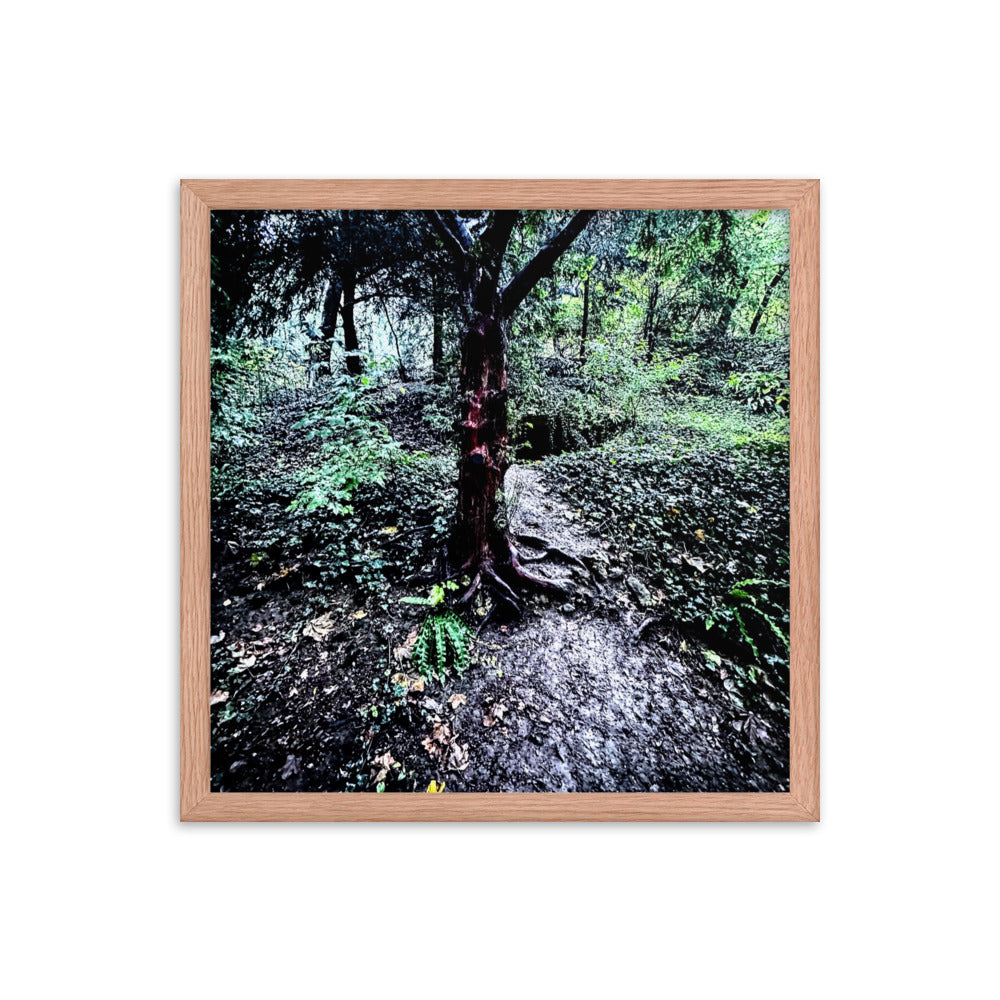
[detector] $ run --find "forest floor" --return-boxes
[210,381,789,793]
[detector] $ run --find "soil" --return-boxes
[211,427,789,793]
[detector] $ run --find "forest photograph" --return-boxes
[209,207,791,794]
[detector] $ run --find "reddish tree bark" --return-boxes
[428,209,595,606]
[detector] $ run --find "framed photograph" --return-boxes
[181,180,818,821]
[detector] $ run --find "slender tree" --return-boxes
[749,263,788,337]
[427,209,594,609]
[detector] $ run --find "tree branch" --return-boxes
[479,210,518,280]
[425,210,473,265]
[500,211,596,316]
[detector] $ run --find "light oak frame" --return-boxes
[181,180,819,822]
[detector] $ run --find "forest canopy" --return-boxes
[210,208,791,794]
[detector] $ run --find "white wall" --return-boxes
[2,3,993,998]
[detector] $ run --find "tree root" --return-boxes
[450,535,588,620]
[509,550,573,598]
[513,533,592,576]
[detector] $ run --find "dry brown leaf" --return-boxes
[411,676,425,692]
[371,751,396,783]
[483,702,507,727]
[448,693,467,709]
[393,627,419,663]
[210,632,226,645]
[448,742,470,772]
[210,689,229,706]
[351,610,367,620]
[303,611,336,642]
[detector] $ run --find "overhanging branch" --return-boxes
[426,210,474,263]
[500,211,596,316]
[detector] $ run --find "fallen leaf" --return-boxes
[448,742,470,772]
[210,631,226,645]
[483,703,506,728]
[351,610,367,620]
[210,689,229,706]
[426,780,445,793]
[303,611,336,641]
[694,529,706,542]
[381,526,398,535]
[448,693,467,709]
[393,627,419,662]
[411,677,425,692]
[371,751,396,783]
[223,599,232,607]
[280,754,301,779]
[682,553,710,574]
[300,668,309,680]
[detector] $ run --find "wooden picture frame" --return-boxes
[181,179,819,821]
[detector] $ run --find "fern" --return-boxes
[411,608,472,683]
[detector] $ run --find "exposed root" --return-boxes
[636,616,659,641]
[484,564,524,616]
[515,533,552,551]
[509,551,572,597]
[456,571,481,606]
[513,534,592,577]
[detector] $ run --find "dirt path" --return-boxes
[211,452,788,793]
[434,464,789,792]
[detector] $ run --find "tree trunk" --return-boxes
[426,208,594,606]
[579,275,590,361]
[749,264,788,337]
[379,293,408,380]
[341,272,361,376]
[317,277,342,377]
[715,274,749,339]
[431,273,444,382]
[454,290,509,572]
[644,282,660,361]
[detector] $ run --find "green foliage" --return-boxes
[582,340,683,427]
[400,580,458,607]
[399,584,472,683]
[409,605,472,683]
[726,370,789,414]
[287,377,399,515]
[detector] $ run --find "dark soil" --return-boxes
[210,411,789,792]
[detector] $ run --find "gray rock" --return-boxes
[627,576,655,607]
